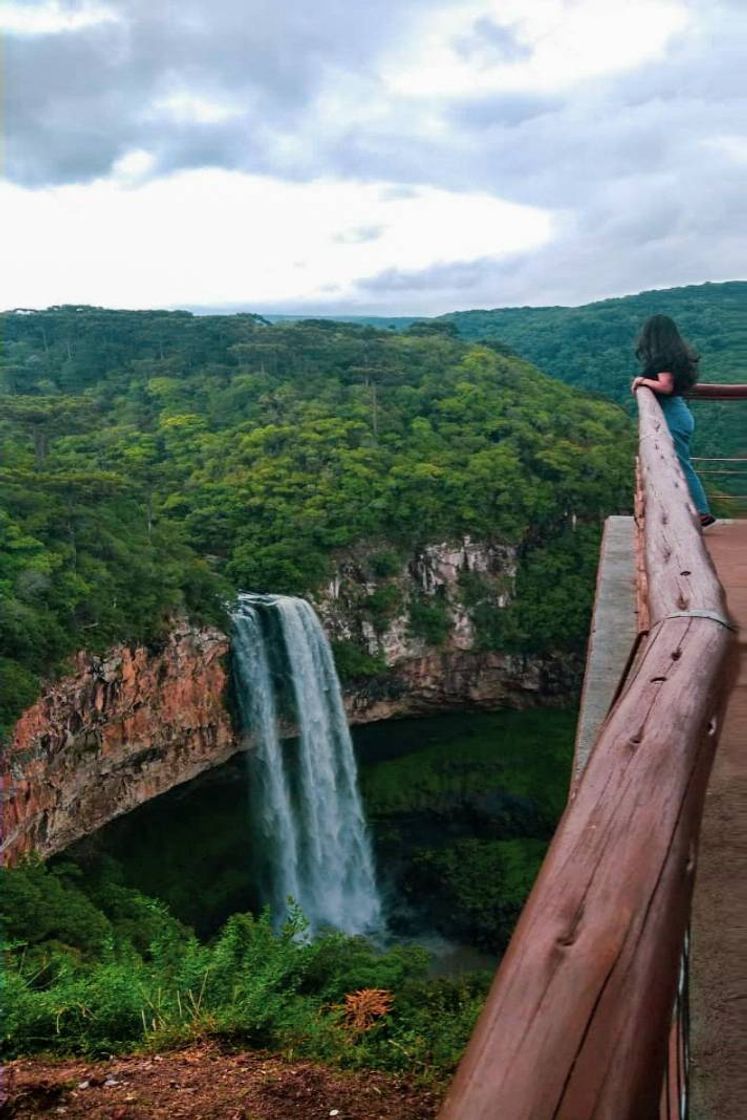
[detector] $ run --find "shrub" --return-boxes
[407,593,451,646]
[330,640,387,682]
[369,550,402,579]
[363,585,403,633]
[0,863,488,1079]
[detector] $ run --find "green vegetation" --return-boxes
[359,709,575,951]
[1,859,487,1075]
[363,584,404,633]
[1,307,633,735]
[0,708,570,1067]
[407,592,451,646]
[331,641,388,683]
[410,838,546,951]
[360,710,572,819]
[441,280,747,461]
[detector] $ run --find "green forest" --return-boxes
[442,280,747,459]
[0,307,633,735]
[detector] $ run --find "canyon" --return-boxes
[0,539,578,865]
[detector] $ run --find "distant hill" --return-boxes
[440,281,747,461]
[264,313,419,331]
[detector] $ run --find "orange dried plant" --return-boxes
[342,988,394,1035]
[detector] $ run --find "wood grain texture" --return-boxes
[636,390,727,625]
[634,458,650,635]
[437,388,734,1120]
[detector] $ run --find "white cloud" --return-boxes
[2,0,743,312]
[0,170,553,309]
[1,1,119,36]
[704,135,747,164]
[149,92,244,126]
[111,148,156,182]
[382,0,690,97]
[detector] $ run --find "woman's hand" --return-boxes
[631,376,644,394]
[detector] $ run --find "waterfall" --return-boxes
[232,592,382,936]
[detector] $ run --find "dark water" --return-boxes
[64,709,576,953]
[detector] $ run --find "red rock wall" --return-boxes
[1,622,236,865]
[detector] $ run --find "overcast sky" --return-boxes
[2,0,745,315]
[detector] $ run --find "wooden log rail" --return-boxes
[687,383,747,400]
[437,387,737,1120]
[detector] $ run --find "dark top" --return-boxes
[642,361,695,396]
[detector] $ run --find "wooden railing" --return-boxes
[689,382,747,518]
[437,386,739,1120]
[688,383,747,400]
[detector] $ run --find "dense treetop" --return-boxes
[1,307,633,735]
[441,281,747,459]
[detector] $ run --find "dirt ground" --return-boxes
[0,1045,442,1120]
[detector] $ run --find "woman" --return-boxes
[631,314,715,527]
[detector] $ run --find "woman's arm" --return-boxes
[631,371,675,395]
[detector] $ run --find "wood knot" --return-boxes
[556,905,585,948]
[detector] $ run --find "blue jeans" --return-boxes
[659,395,711,515]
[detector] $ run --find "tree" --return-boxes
[0,396,98,467]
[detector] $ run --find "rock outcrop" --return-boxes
[346,649,573,722]
[317,536,516,663]
[1,623,234,864]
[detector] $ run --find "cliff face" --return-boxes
[346,649,572,722]
[1,538,579,865]
[1,623,234,865]
[323,537,574,719]
[317,536,516,663]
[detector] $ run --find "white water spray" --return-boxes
[232,593,382,936]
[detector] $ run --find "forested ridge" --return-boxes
[441,280,747,458]
[1,307,632,735]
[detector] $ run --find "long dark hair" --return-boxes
[635,314,699,392]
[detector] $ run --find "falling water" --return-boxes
[232,593,382,936]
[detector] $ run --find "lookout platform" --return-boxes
[574,517,746,1120]
[690,520,747,1119]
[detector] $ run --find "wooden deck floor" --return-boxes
[690,520,747,1120]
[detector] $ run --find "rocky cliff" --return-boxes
[320,536,573,719]
[346,649,571,722]
[1,623,234,865]
[318,536,516,662]
[1,538,579,865]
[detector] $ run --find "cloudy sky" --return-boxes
[2,0,745,315]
